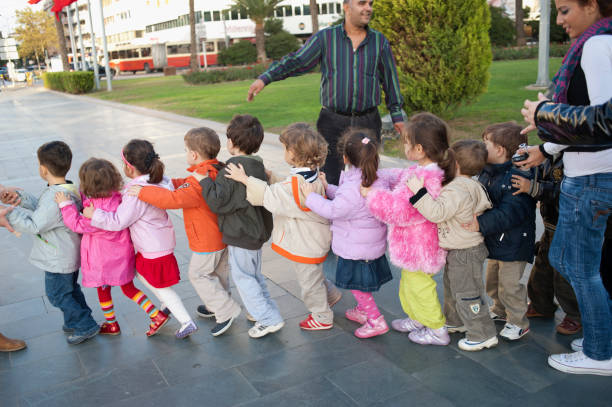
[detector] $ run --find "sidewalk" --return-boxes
[0,88,609,407]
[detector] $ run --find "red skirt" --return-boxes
[135,252,180,288]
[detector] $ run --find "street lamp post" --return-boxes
[86,0,99,89]
[97,0,112,91]
[66,6,79,70]
[535,0,551,88]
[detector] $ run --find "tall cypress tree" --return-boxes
[371,0,492,115]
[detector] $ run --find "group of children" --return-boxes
[0,111,540,352]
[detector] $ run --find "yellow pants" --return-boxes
[399,269,445,329]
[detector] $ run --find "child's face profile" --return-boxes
[185,143,198,166]
[483,134,505,164]
[403,140,422,162]
[283,146,296,166]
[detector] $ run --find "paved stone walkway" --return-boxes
[0,88,609,407]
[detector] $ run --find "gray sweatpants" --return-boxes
[486,259,529,329]
[293,262,333,324]
[443,243,497,342]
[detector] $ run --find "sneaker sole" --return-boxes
[500,328,529,341]
[211,308,241,337]
[176,325,198,339]
[458,337,499,351]
[99,331,121,336]
[299,321,333,331]
[354,327,389,339]
[446,326,467,334]
[196,311,215,318]
[248,322,285,338]
[548,356,612,376]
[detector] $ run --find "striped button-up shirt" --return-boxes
[259,24,404,123]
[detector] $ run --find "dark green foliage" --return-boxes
[489,6,515,46]
[265,31,300,60]
[42,71,94,94]
[371,0,492,115]
[182,64,268,84]
[492,43,570,60]
[264,18,284,35]
[527,6,569,44]
[218,40,258,66]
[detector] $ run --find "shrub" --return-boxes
[264,18,284,35]
[371,0,492,115]
[182,64,268,84]
[218,40,257,66]
[265,31,300,60]
[489,6,514,47]
[42,71,94,94]
[492,43,570,61]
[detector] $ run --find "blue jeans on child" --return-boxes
[549,173,612,361]
[228,246,283,327]
[45,271,98,335]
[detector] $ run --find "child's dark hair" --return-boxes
[337,128,379,188]
[402,112,455,185]
[79,158,123,198]
[226,114,264,155]
[451,140,488,177]
[482,122,526,160]
[184,127,221,159]
[123,139,164,184]
[37,141,72,177]
[279,123,328,169]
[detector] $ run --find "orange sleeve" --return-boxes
[172,177,187,189]
[138,183,203,210]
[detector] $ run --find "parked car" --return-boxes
[13,68,27,82]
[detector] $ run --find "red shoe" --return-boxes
[146,311,170,337]
[99,322,121,335]
[299,314,333,331]
[556,316,582,335]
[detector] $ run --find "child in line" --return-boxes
[365,113,450,346]
[194,115,284,339]
[83,140,196,339]
[128,128,242,337]
[55,158,167,337]
[302,128,392,339]
[463,122,536,341]
[407,140,498,351]
[225,123,334,331]
[0,141,99,344]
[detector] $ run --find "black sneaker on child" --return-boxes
[196,305,215,318]
[210,308,241,337]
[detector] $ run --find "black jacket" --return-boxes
[477,161,536,263]
[200,155,273,250]
[535,98,612,150]
[527,156,564,231]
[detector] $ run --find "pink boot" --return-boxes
[354,315,389,339]
[391,317,424,333]
[408,326,450,346]
[345,306,368,324]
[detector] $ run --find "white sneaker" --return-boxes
[248,321,285,338]
[548,351,612,376]
[458,336,499,351]
[499,323,529,341]
[489,311,506,323]
[571,337,583,352]
[391,317,423,333]
[445,324,467,333]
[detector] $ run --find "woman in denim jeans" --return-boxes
[516,0,612,376]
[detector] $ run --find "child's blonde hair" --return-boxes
[79,158,123,198]
[279,123,328,169]
[184,127,221,159]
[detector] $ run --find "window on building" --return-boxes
[196,11,202,23]
[204,11,211,22]
[111,50,118,59]
[119,50,127,59]
[321,4,327,14]
[217,41,226,51]
[222,10,229,20]
[135,30,143,38]
[275,7,283,17]
[336,3,341,14]
[239,7,247,18]
[295,6,301,15]
[231,9,238,20]
[125,49,134,58]
[141,47,151,57]
[284,6,292,16]
[213,10,220,21]
[167,44,178,54]
[304,5,310,15]
[205,41,214,52]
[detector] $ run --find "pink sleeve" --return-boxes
[60,203,100,234]
[367,184,420,225]
[90,194,145,231]
[325,184,338,199]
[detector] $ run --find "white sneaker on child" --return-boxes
[391,317,423,333]
[458,336,498,351]
[499,323,529,341]
[248,321,285,338]
[548,351,612,376]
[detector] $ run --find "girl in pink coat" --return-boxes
[364,113,455,346]
[55,158,168,337]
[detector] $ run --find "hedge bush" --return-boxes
[42,71,94,94]
[371,0,491,115]
[218,41,257,66]
[492,43,570,60]
[265,31,300,61]
[182,64,268,84]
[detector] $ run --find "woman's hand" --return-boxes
[82,203,96,219]
[224,163,248,185]
[511,174,531,196]
[54,192,70,204]
[127,185,143,197]
[0,205,17,234]
[520,92,549,135]
[406,176,424,193]
[513,145,546,169]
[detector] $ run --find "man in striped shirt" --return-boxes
[247,0,404,185]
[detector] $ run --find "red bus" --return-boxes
[108,40,226,74]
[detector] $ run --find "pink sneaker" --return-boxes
[408,326,450,346]
[345,306,368,324]
[391,317,424,333]
[354,315,389,339]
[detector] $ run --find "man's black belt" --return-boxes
[324,106,378,117]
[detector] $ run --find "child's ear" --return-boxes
[497,145,506,159]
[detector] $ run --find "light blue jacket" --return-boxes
[7,183,82,274]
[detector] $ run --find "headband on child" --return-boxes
[121,149,135,170]
[362,137,370,145]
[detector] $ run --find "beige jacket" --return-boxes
[246,174,331,263]
[413,176,492,250]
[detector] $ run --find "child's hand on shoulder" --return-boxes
[225,163,248,185]
[300,181,316,197]
[127,185,143,197]
[54,192,71,204]
[264,168,272,181]
[318,172,328,189]
[82,203,96,219]
[511,174,530,196]
[406,175,424,193]
[0,185,21,206]
[461,214,480,232]
[360,185,372,198]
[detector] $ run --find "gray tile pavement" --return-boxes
[0,88,610,406]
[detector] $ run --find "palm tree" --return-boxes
[515,0,526,46]
[231,0,284,62]
[309,0,319,34]
[189,0,199,71]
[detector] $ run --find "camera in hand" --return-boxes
[512,143,529,163]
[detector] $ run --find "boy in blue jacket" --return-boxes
[464,123,536,341]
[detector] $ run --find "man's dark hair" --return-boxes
[226,114,264,155]
[37,141,72,177]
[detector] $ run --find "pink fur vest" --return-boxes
[367,165,447,274]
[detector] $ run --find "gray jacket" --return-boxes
[7,183,82,274]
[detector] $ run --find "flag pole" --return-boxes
[97,0,112,91]
[86,0,99,89]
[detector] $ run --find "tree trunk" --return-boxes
[189,0,199,71]
[515,0,526,46]
[309,0,319,34]
[54,14,69,71]
[255,21,266,63]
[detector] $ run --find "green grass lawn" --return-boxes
[90,58,562,156]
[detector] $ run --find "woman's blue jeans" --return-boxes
[549,173,612,360]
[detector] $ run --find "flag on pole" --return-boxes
[51,0,78,19]
[27,0,43,4]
